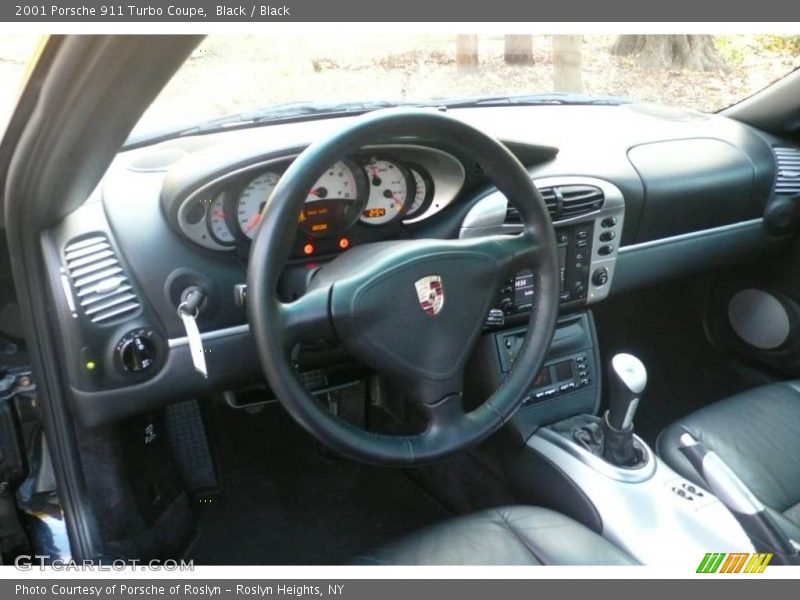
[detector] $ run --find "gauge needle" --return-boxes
[212,210,226,218]
[308,188,322,197]
[244,212,262,233]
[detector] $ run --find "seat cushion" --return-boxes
[356,505,635,565]
[657,381,800,540]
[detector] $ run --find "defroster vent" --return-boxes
[64,235,141,324]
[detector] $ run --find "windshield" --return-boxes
[0,35,43,135]
[137,34,800,136]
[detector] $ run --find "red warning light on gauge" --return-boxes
[303,243,315,256]
[338,237,350,250]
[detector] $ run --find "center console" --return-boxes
[466,312,601,437]
[461,176,761,562]
[472,299,757,564]
[510,352,756,564]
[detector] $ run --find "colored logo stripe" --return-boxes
[697,553,725,573]
[720,553,749,573]
[697,553,773,573]
[744,553,773,573]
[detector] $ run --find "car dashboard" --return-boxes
[42,103,799,428]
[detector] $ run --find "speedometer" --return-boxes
[298,160,366,238]
[359,156,415,226]
[237,171,280,239]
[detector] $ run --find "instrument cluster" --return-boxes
[178,146,457,258]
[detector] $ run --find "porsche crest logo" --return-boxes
[414,275,444,316]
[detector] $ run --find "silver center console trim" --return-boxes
[528,430,754,564]
[458,175,625,304]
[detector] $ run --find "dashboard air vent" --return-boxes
[505,187,557,224]
[559,185,605,218]
[504,185,603,223]
[774,146,800,195]
[63,235,141,324]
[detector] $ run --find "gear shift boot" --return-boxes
[548,414,649,470]
[602,416,639,467]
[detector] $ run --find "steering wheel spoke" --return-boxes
[276,284,334,350]
[422,392,468,433]
[458,229,542,281]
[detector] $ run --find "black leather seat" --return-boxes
[356,505,635,565]
[658,381,800,542]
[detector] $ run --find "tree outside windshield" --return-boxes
[134,34,800,133]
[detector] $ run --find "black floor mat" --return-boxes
[593,274,771,445]
[189,401,450,565]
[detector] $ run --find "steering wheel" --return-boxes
[247,109,559,466]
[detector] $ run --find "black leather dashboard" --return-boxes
[43,103,796,425]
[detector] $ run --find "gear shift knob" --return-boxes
[606,353,647,430]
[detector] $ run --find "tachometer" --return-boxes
[359,156,414,226]
[298,160,366,238]
[237,171,280,239]
[207,193,236,245]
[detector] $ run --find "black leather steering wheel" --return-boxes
[247,109,559,466]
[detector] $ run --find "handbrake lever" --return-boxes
[679,432,800,564]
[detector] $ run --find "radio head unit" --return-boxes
[486,220,599,327]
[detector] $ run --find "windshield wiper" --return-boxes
[438,93,632,108]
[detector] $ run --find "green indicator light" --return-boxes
[85,361,96,371]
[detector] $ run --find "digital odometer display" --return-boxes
[362,207,387,219]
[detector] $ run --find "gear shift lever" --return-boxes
[603,353,647,466]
